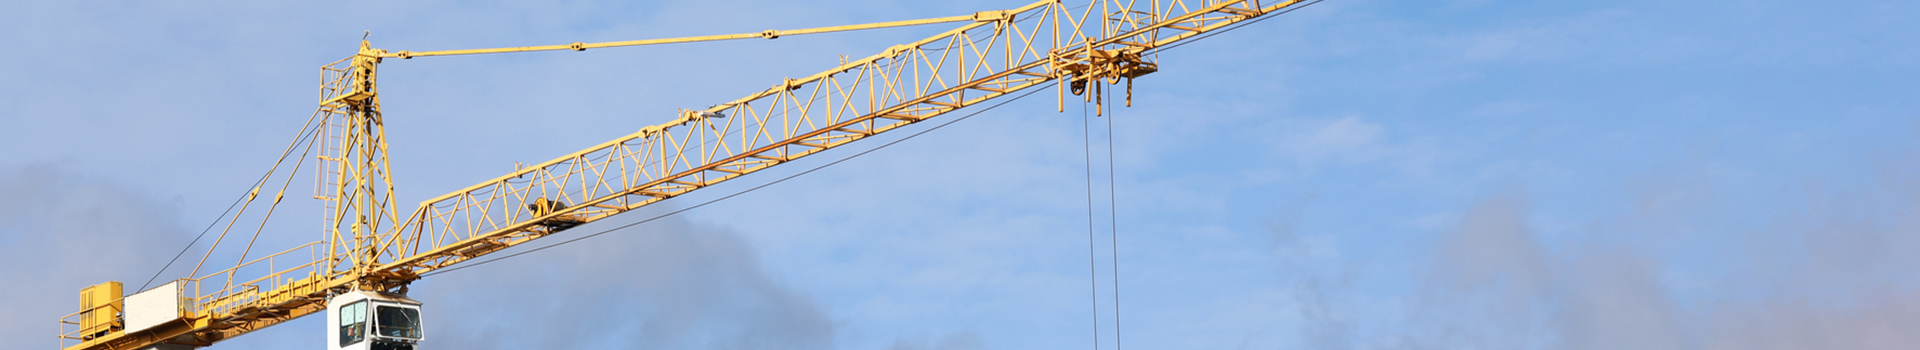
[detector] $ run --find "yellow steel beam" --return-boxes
[382,12,1008,59]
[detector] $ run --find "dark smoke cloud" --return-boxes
[1411,185,1920,349]
[1268,154,1920,350]
[413,207,836,350]
[0,165,187,345]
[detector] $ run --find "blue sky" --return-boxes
[3,0,1918,349]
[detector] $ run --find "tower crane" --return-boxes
[56,1,1312,349]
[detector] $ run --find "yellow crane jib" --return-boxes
[58,1,1311,349]
[381,11,1006,59]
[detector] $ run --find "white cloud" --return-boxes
[1271,116,1387,164]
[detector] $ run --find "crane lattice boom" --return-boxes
[57,1,1308,349]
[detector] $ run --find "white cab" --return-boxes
[325,291,424,350]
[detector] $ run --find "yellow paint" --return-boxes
[61,1,1307,349]
[76,282,122,340]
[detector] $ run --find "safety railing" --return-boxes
[57,296,127,345]
[182,241,331,318]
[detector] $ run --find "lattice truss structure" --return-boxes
[59,1,1309,349]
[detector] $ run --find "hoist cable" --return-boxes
[1082,89,1102,350]
[1106,83,1123,350]
[422,81,1060,278]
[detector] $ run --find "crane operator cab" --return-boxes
[326,290,425,350]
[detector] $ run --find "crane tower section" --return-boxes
[316,40,407,286]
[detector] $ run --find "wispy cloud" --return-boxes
[885,330,984,350]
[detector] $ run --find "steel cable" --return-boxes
[1082,89,1103,350]
[1143,0,1328,56]
[1105,81,1122,350]
[141,110,326,291]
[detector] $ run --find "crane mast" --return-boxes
[57,1,1310,349]
[318,40,406,286]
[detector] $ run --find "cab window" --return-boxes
[339,301,367,346]
[374,305,423,339]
